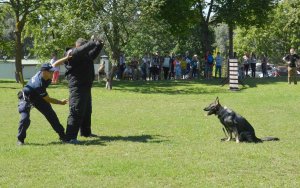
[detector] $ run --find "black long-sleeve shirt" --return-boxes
[65,40,103,87]
[284,54,300,68]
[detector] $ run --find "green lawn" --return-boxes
[0,78,299,187]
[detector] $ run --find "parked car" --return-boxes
[274,66,288,77]
[248,63,275,78]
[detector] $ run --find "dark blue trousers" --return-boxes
[17,97,65,142]
[66,86,92,140]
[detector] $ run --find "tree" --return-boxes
[234,0,300,63]
[25,0,91,61]
[211,0,278,57]
[26,0,147,61]
[159,0,278,57]
[0,4,15,58]
[214,23,229,57]
[88,0,146,61]
[0,0,45,85]
[157,0,212,53]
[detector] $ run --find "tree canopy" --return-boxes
[234,0,300,63]
[1,0,299,72]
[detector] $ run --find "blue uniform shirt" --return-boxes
[23,71,51,98]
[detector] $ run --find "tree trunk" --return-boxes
[15,24,24,86]
[204,23,210,51]
[228,25,234,58]
[200,22,210,52]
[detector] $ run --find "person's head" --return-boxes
[51,51,57,58]
[192,54,198,61]
[185,51,189,56]
[290,48,295,55]
[75,38,87,47]
[40,63,55,80]
[217,52,220,56]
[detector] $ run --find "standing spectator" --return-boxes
[199,56,205,78]
[180,55,187,79]
[190,55,198,79]
[204,51,209,78]
[64,37,104,143]
[131,57,139,80]
[158,52,164,80]
[250,52,257,78]
[152,52,160,80]
[215,52,223,79]
[243,53,250,77]
[174,56,182,80]
[148,54,154,80]
[117,53,126,80]
[17,63,69,145]
[206,51,214,79]
[184,51,191,79]
[169,53,175,79]
[162,52,171,80]
[151,52,160,80]
[50,52,60,84]
[283,48,300,85]
[141,55,148,80]
[261,54,268,77]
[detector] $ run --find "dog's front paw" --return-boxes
[220,138,227,142]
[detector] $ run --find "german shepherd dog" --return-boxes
[203,97,279,143]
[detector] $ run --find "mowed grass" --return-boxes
[0,77,299,187]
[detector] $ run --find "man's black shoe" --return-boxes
[81,133,98,138]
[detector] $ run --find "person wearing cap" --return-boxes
[16,63,69,145]
[60,36,104,143]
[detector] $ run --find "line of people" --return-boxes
[241,52,277,78]
[111,50,224,81]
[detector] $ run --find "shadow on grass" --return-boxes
[1,76,288,94]
[94,79,227,95]
[0,80,18,84]
[93,76,288,95]
[81,134,168,146]
[26,134,167,146]
[0,80,23,89]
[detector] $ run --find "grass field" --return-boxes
[0,77,299,187]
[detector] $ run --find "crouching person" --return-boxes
[17,63,68,145]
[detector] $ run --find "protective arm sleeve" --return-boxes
[89,41,104,60]
[71,41,97,58]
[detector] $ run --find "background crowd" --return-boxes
[99,50,226,82]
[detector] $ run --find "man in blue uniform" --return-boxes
[17,63,68,145]
[64,37,104,143]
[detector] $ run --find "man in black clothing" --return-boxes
[283,48,300,84]
[64,37,104,143]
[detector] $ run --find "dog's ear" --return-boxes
[215,97,219,104]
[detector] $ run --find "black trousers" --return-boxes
[66,86,92,140]
[17,96,65,142]
[163,67,169,80]
[250,63,256,77]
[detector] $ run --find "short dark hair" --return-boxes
[76,38,87,46]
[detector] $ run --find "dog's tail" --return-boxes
[261,137,280,142]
